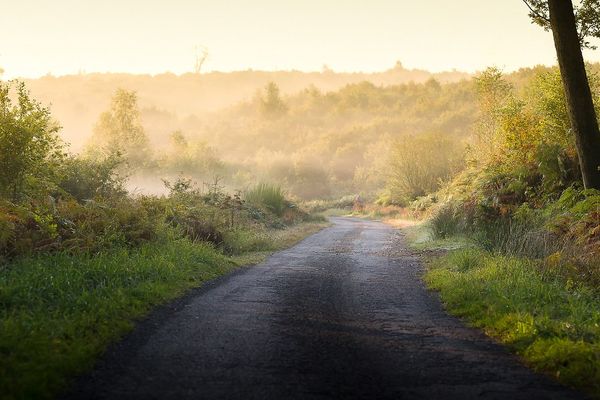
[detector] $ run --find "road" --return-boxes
[65,217,582,399]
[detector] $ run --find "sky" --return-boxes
[2,0,600,79]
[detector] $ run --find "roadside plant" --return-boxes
[0,81,64,201]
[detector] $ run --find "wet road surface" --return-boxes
[65,217,583,399]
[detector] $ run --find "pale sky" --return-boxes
[2,0,599,79]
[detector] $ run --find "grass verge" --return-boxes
[417,233,600,397]
[0,221,327,400]
[230,221,330,265]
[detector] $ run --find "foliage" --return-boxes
[429,203,463,239]
[523,0,600,49]
[387,132,465,203]
[260,82,288,118]
[423,66,600,278]
[56,154,126,201]
[0,81,64,201]
[158,131,225,178]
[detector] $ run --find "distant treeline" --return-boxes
[22,62,469,150]
[18,63,600,202]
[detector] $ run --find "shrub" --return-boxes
[0,81,64,201]
[387,132,465,202]
[87,88,152,169]
[167,213,224,246]
[473,217,559,258]
[56,154,125,202]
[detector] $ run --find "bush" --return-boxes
[0,200,58,259]
[56,154,125,202]
[0,81,64,201]
[387,132,464,203]
[166,212,224,246]
[473,217,559,258]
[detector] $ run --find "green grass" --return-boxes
[0,239,234,400]
[425,248,600,397]
[403,221,471,252]
[0,221,328,400]
[230,221,329,265]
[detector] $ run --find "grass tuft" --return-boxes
[244,183,287,217]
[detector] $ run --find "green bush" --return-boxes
[386,132,465,203]
[473,217,559,258]
[56,154,125,202]
[429,203,463,239]
[0,81,64,201]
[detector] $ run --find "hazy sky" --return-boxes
[2,0,600,78]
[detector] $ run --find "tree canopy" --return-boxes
[523,0,600,48]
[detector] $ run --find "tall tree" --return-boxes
[523,0,600,189]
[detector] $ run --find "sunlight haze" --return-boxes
[2,0,599,78]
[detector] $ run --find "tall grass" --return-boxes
[244,183,287,216]
[473,218,561,258]
[428,203,562,259]
[429,203,462,239]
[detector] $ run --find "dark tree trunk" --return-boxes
[548,0,600,189]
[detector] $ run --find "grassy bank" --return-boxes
[230,221,329,265]
[0,221,327,400]
[404,223,600,397]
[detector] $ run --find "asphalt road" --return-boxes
[64,217,583,399]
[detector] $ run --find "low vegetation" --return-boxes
[426,249,600,394]
[1,240,233,399]
[396,66,600,397]
[0,80,326,400]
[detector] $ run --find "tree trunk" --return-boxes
[548,0,600,190]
